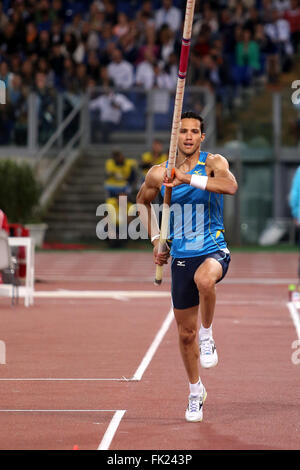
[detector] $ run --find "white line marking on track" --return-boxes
[287,302,300,340]
[0,309,174,383]
[0,378,132,381]
[132,308,174,381]
[97,410,126,450]
[34,290,170,299]
[0,409,119,412]
[33,276,297,284]
[0,408,127,451]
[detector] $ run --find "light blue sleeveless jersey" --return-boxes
[160,151,228,258]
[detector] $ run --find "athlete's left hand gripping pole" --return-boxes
[154,0,196,286]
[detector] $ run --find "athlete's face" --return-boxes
[178,118,205,158]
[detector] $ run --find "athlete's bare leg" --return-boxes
[194,258,222,328]
[173,305,200,384]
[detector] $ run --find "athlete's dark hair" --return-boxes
[181,111,204,133]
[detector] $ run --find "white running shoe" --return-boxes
[185,386,207,422]
[199,336,218,368]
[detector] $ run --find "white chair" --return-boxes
[0,229,20,305]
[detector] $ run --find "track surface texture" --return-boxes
[0,251,299,450]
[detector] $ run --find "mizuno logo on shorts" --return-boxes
[177,261,186,267]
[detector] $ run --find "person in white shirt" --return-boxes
[155,0,182,33]
[89,87,134,142]
[273,0,291,13]
[264,8,294,68]
[107,47,134,89]
[135,48,156,90]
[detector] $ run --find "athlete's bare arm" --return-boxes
[136,165,164,234]
[164,154,238,195]
[136,164,170,265]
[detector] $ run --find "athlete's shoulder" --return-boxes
[144,162,166,188]
[206,153,229,169]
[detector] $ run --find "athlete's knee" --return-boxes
[178,324,197,347]
[194,275,216,294]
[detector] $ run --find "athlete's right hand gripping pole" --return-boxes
[154,0,196,286]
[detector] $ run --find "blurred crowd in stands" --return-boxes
[0,0,300,145]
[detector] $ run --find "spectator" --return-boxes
[201,52,236,115]
[104,149,137,198]
[264,9,294,72]
[61,56,76,91]
[118,26,139,64]
[85,49,101,83]
[20,58,35,88]
[88,1,105,32]
[232,2,248,26]
[10,6,26,45]
[140,139,168,177]
[61,31,79,60]
[37,29,52,59]
[89,87,134,142]
[36,57,55,88]
[157,24,179,66]
[1,21,20,56]
[9,53,21,75]
[284,0,300,53]
[192,26,212,59]
[254,22,280,83]
[0,61,11,87]
[24,21,39,57]
[234,28,261,88]
[113,12,130,39]
[273,0,291,13]
[136,0,155,35]
[80,20,100,51]
[0,1,8,30]
[7,73,23,107]
[49,42,65,88]
[107,47,134,89]
[165,51,178,85]
[261,0,275,23]
[64,12,84,41]
[0,0,298,149]
[98,21,118,51]
[50,18,64,46]
[193,3,219,37]
[74,63,89,91]
[218,8,238,63]
[50,0,65,23]
[135,48,157,90]
[98,65,114,87]
[34,71,56,143]
[136,23,160,64]
[154,0,182,34]
[35,0,52,32]
[243,7,262,35]
[102,0,118,25]
[9,74,28,146]
[153,61,176,90]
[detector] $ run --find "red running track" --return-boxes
[0,251,299,450]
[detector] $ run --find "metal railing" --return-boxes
[1,85,299,245]
[34,94,89,209]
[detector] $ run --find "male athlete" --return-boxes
[136,111,238,422]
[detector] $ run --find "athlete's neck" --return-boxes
[177,149,200,171]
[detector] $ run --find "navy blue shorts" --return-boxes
[171,250,231,310]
